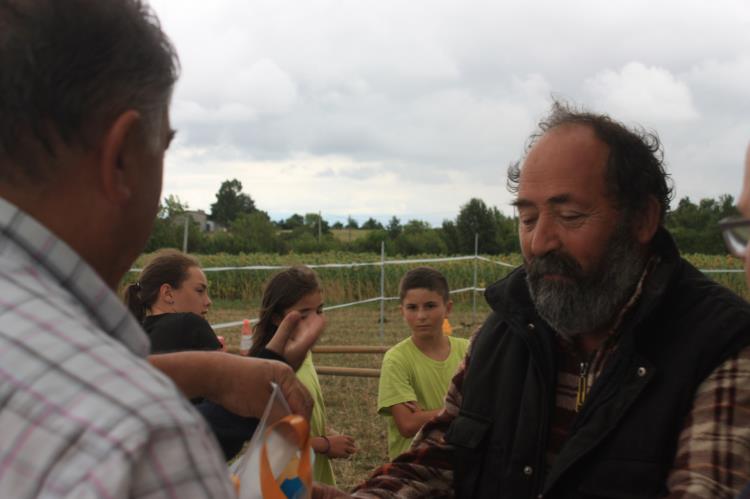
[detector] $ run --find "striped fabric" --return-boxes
[0,198,234,498]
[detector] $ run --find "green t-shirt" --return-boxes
[377,335,469,459]
[296,352,336,486]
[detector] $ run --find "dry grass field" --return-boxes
[209,296,489,491]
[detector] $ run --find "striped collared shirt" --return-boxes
[0,197,234,498]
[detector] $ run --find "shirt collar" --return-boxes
[0,196,150,357]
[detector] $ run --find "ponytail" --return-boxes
[124,282,147,322]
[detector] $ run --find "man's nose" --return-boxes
[529,214,561,257]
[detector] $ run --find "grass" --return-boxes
[209,296,488,491]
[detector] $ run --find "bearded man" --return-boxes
[316,103,750,499]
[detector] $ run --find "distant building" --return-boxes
[174,210,222,232]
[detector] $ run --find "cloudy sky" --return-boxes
[149,0,750,226]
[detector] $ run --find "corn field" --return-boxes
[123,252,747,304]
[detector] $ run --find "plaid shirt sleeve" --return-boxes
[667,345,750,498]
[348,332,479,498]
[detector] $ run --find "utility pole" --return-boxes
[318,210,322,243]
[182,215,189,253]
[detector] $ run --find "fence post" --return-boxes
[473,232,478,325]
[380,241,385,341]
[182,216,189,253]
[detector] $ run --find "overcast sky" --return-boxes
[149,0,750,226]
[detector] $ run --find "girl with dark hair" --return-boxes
[251,266,357,486]
[124,249,222,353]
[125,251,324,462]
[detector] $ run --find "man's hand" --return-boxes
[149,351,313,420]
[266,310,325,370]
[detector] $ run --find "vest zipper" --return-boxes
[576,361,590,413]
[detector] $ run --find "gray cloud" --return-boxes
[151,0,750,223]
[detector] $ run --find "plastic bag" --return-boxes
[231,382,312,499]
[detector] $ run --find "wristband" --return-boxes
[320,435,331,455]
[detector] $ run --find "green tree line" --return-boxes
[144,179,738,256]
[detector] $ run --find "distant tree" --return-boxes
[454,198,518,254]
[440,220,460,254]
[361,217,384,230]
[351,229,389,253]
[162,194,188,219]
[145,195,191,252]
[346,216,359,229]
[332,221,344,230]
[210,179,256,226]
[230,211,278,253]
[304,213,330,235]
[395,220,446,255]
[283,213,305,230]
[386,216,402,239]
[666,195,737,254]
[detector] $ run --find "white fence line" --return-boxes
[130,242,742,332]
[210,286,487,331]
[131,256,741,274]
[130,255,481,273]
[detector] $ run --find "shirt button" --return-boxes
[523,465,534,476]
[637,367,647,377]
[527,323,535,331]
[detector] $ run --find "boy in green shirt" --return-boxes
[377,267,470,459]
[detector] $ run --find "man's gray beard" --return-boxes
[524,226,647,339]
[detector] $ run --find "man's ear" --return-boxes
[633,196,661,245]
[99,110,142,203]
[445,299,453,317]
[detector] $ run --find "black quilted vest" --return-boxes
[445,230,750,499]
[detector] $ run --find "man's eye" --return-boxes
[560,213,584,222]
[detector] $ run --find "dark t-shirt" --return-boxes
[141,312,286,460]
[143,312,221,354]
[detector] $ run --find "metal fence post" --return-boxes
[473,233,478,325]
[182,216,189,253]
[380,241,385,341]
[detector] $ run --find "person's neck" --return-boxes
[0,173,125,290]
[411,331,450,361]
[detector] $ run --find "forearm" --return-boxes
[396,408,442,438]
[149,351,226,399]
[148,351,312,420]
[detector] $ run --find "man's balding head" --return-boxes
[508,101,673,228]
[0,0,179,186]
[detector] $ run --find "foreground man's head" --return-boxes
[0,0,179,287]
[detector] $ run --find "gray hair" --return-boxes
[508,100,673,225]
[0,0,180,184]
